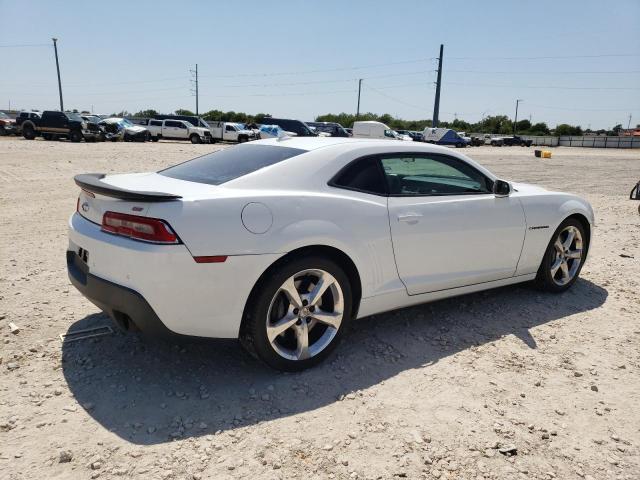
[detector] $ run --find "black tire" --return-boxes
[22,124,36,140]
[534,218,588,293]
[152,136,159,142]
[42,133,52,141]
[241,255,353,372]
[70,130,82,143]
[0,126,6,136]
[145,132,151,142]
[238,135,247,143]
[190,134,201,144]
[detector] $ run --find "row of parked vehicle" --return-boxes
[1,110,533,148]
[265,119,533,148]
[3,110,258,144]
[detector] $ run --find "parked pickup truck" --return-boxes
[21,110,100,142]
[500,135,533,147]
[208,121,256,143]
[146,119,212,143]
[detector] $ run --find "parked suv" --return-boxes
[260,118,317,137]
[21,111,97,142]
[306,121,350,137]
[146,119,211,143]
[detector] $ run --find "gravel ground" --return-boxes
[0,138,639,480]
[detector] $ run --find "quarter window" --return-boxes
[381,155,492,195]
[331,157,387,195]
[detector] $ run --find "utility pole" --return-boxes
[190,64,199,117]
[627,114,632,130]
[52,38,63,111]
[356,79,362,119]
[513,99,523,134]
[432,44,443,127]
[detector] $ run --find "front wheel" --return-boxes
[190,134,201,144]
[241,256,353,371]
[535,218,588,292]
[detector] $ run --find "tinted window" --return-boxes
[150,120,162,126]
[381,155,492,196]
[159,144,307,185]
[165,121,181,128]
[331,157,387,195]
[269,119,312,136]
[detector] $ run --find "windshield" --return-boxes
[120,119,134,127]
[198,118,210,128]
[384,129,398,138]
[0,112,9,119]
[159,144,307,185]
[67,112,83,122]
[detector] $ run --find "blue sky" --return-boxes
[1,0,639,129]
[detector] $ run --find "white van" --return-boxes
[352,121,402,140]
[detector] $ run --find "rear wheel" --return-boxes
[241,256,353,371]
[70,130,82,143]
[535,218,588,292]
[190,134,201,144]
[22,124,36,140]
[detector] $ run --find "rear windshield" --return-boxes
[158,144,307,185]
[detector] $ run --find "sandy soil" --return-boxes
[1,137,639,480]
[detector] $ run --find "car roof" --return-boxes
[251,136,461,154]
[225,138,497,190]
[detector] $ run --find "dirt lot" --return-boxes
[1,137,639,480]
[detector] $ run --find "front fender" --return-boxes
[516,193,594,276]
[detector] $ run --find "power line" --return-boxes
[0,43,50,48]
[198,58,435,79]
[445,81,640,90]
[526,104,640,112]
[446,69,640,74]
[448,53,640,60]
[364,84,426,112]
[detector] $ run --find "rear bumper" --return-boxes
[67,213,283,338]
[67,250,172,336]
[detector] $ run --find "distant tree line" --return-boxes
[123,107,624,136]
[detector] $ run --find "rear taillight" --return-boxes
[101,211,179,244]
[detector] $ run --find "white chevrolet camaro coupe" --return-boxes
[68,138,593,371]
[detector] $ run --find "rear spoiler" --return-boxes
[74,173,182,202]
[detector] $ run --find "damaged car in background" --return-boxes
[99,117,151,142]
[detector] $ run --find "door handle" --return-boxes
[397,213,423,223]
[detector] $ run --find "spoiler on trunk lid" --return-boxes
[74,173,182,202]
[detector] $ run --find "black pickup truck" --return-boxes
[501,135,533,147]
[21,110,101,142]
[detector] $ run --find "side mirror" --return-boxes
[493,179,512,197]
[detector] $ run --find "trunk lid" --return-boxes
[75,172,217,225]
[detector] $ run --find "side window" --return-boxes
[150,120,162,126]
[331,157,387,195]
[381,155,492,196]
[165,121,179,128]
[225,125,235,132]
[178,122,187,129]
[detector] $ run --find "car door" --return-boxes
[383,153,526,295]
[163,121,180,139]
[225,124,236,141]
